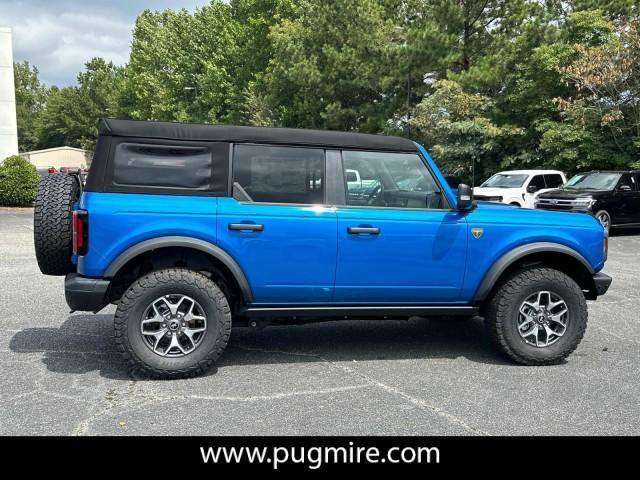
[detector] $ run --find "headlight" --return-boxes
[574,197,596,208]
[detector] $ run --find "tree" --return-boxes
[125,2,239,123]
[13,62,48,152]
[257,0,397,131]
[554,14,640,169]
[410,79,522,181]
[36,58,125,151]
[227,0,299,124]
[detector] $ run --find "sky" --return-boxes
[0,1,210,86]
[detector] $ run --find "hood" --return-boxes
[537,188,611,200]
[473,198,602,228]
[473,187,513,194]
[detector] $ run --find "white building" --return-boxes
[0,26,18,161]
[22,146,91,170]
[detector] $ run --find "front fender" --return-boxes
[460,204,605,302]
[472,242,594,302]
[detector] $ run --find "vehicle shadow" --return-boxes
[611,227,640,237]
[9,313,513,380]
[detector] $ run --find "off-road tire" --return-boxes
[485,267,587,365]
[114,269,232,379]
[33,174,80,276]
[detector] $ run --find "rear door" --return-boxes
[614,173,640,224]
[333,150,467,303]
[216,144,337,304]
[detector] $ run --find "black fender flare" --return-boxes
[473,242,594,302]
[103,236,253,303]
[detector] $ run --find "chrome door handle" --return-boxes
[228,223,264,232]
[347,226,380,235]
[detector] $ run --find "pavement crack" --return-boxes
[72,381,137,436]
[172,384,372,403]
[594,325,640,345]
[233,344,489,435]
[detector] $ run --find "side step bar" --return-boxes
[240,305,478,320]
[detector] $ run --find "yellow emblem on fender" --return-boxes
[471,228,484,239]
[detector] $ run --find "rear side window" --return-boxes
[233,145,324,204]
[113,143,212,190]
[544,174,564,188]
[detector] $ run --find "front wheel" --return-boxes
[485,267,587,365]
[594,210,611,233]
[114,269,231,379]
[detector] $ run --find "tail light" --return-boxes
[73,210,88,256]
[603,231,608,262]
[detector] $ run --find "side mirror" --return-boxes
[618,184,632,192]
[526,185,538,194]
[457,184,473,210]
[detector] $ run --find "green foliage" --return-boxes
[124,2,239,123]
[35,58,125,151]
[11,1,640,181]
[258,0,396,131]
[0,156,40,207]
[13,61,48,152]
[411,80,522,180]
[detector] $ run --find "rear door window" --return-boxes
[544,174,564,188]
[232,145,325,204]
[528,175,546,190]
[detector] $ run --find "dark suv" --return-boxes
[536,170,640,232]
[33,119,611,378]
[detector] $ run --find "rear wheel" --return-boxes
[33,174,80,275]
[114,269,231,379]
[485,267,587,365]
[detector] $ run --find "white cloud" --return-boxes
[0,0,209,86]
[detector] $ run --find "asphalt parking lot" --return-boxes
[1,207,639,436]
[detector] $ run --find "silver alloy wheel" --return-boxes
[140,294,207,357]
[517,291,569,348]
[596,211,611,232]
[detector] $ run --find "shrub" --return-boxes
[0,155,40,206]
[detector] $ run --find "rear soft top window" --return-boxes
[113,143,212,190]
[88,138,231,195]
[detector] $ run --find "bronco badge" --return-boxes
[471,228,484,239]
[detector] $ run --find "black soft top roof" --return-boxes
[99,118,418,152]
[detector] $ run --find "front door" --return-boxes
[334,150,467,303]
[217,144,337,304]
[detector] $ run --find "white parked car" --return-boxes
[473,169,567,208]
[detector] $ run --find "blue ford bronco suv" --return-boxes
[34,119,612,378]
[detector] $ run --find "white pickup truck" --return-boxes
[473,169,567,208]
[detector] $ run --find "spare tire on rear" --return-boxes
[34,174,80,276]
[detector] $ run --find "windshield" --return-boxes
[480,173,528,188]
[564,172,621,190]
